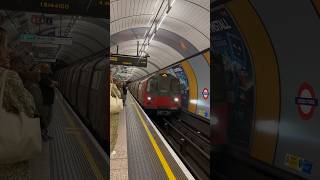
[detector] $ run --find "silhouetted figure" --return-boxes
[39,63,58,141]
[122,84,127,105]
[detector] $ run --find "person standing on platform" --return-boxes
[39,63,58,141]
[10,55,43,121]
[0,26,36,180]
[122,83,127,105]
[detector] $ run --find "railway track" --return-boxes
[150,113,211,180]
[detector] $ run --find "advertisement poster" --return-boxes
[212,6,254,147]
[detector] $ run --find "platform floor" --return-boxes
[120,92,194,180]
[110,107,129,180]
[30,90,109,180]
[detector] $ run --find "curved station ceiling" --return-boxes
[110,0,210,81]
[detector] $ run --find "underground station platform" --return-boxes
[28,90,109,180]
[110,92,195,180]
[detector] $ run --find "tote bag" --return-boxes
[110,84,123,114]
[0,70,42,164]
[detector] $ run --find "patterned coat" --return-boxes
[0,67,36,180]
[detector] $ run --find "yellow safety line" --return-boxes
[57,97,104,180]
[129,95,176,180]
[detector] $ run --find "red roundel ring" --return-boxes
[202,88,209,100]
[296,82,317,120]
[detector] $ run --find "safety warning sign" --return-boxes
[295,82,318,120]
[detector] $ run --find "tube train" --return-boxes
[55,57,108,153]
[128,72,182,115]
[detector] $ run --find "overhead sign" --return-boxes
[110,54,147,67]
[32,43,59,58]
[0,0,109,19]
[33,47,58,58]
[20,34,72,45]
[32,44,59,48]
[295,82,318,120]
[202,88,209,100]
[31,15,53,25]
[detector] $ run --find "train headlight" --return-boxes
[147,96,152,101]
[174,97,179,102]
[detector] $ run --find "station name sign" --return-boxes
[0,0,109,19]
[110,54,147,67]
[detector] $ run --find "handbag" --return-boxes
[110,84,123,114]
[0,70,42,164]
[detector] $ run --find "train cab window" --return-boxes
[147,79,157,93]
[158,76,170,93]
[170,79,180,93]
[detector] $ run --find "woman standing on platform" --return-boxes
[10,56,47,141]
[0,27,37,180]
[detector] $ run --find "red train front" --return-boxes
[129,72,181,114]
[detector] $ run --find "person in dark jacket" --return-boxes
[122,83,127,105]
[39,63,58,141]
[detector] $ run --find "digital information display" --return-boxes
[110,54,147,67]
[0,0,109,18]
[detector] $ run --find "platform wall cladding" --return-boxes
[250,0,320,179]
[163,50,210,120]
[213,0,320,179]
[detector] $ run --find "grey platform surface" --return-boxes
[110,108,128,180]
[126,95,189,180]
[31,92,109,180]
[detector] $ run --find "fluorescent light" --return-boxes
[149,33,156,43]
[190,99,197,104]
[174,97,179,102]
[170,0,176,7]
[157,13,167,30]
[144,45,149,52]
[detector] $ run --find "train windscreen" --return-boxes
[158,75,180,94]
[147,78,157,93]
[147,75,180,94]
[170,78,180,93]
[158,76,170,93]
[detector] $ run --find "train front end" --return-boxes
[144,73,181,115]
